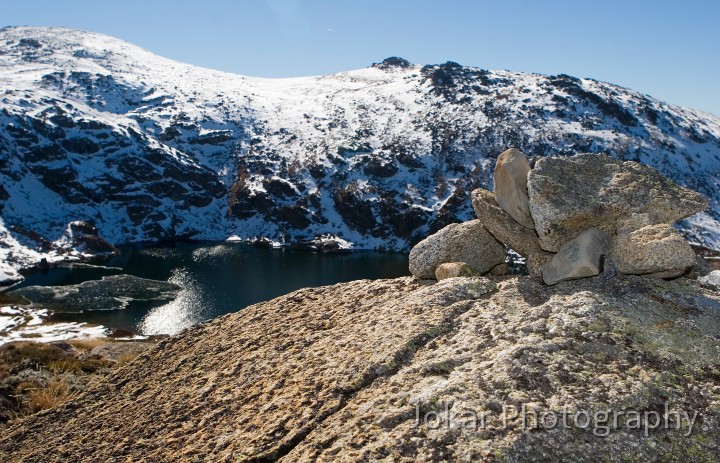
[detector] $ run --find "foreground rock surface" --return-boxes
[527,153,708,252]
[2,275,720,462]
[409,220,505,279]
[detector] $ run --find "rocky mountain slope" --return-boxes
[2,274,719,461]
[2,26,720,281]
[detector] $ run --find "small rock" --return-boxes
[699,270,720,290]
[292,236,351,254]
[320,239,344,254]
[493,148,534,229]
[435,262,477,280]
[409,220,505,279]
[68,221,99,237]
[611,225,696,278]
[527,153,708,252]
[541,228,611,285]
[471,188,552,273]
[49,340,81,357]
[109,328,136,338]
[250,237,274,248]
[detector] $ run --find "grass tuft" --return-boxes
[25,377,79,413]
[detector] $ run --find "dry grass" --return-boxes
[25,377,78,414]
[0,341,115,423]
[67,338,111,351]
[0,342,68,380]
[0,339,159,423]
[15,380,40,394]
[48,359,81,374]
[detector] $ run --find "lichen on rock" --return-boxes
[611,224,697,278]
[3,275,719,461]
[435,262,477,280]
[527,153,708,253]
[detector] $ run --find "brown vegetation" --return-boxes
[0,338,156,425]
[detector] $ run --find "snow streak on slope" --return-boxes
[1,26,719,280]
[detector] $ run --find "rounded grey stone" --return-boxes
[409,220,505,279]
[541,227,611,285]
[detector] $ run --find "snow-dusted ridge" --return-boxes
[1,26,719,283]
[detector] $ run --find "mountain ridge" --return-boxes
[1,26,719,282]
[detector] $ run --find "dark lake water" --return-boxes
[12,242,409,336]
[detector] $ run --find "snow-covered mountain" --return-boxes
[2,26,720,281]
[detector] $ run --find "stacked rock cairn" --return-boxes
[409,149,709,285]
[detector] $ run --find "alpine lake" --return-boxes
[2,242,409,339]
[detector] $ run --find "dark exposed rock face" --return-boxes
[61,137,99,154]
[263,178,298,199]
[0,184,7,213]
[228,183,266,219]
[3,108,226,244]
[59,221,117,256]
[333,186,378,236]
[387,206,429,239]
[2,275,720,461]
[362,157,398,178]
[275,205,311,229]
[371,56,413,70]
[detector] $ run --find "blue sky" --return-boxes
[1,0,718,115]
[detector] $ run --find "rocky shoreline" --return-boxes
[1,228,356,291]
[0,221,119,289]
